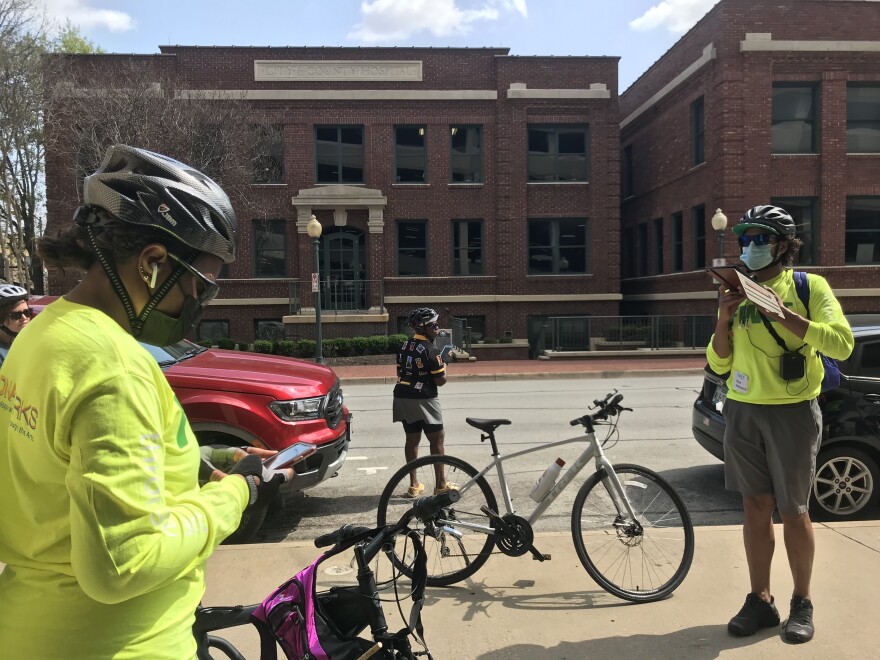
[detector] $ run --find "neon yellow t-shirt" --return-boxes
[707,270,854,405]
[0,297,249,659]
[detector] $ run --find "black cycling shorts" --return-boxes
[402,420,444,434]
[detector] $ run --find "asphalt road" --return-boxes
[252,374,745,544]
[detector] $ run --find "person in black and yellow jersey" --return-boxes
[393,307,455,497]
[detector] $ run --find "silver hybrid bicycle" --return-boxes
[377,391,694,602]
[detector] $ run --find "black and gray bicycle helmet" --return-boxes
[76,144,238,263]
[0,284,28,304]
[733,205,796,237]
[407,307,439,330]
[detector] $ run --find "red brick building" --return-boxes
[620,0,880,318]
[45,48,621,350]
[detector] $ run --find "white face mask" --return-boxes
[740,243,775,271]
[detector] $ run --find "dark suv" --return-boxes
[692,325,880,521]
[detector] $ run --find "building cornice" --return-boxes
[741,32,880,53]
[620,43,715,130]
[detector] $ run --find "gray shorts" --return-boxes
[393,397,443,426]
[722,398,822,516]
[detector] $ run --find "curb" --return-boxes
[338,367,707,385]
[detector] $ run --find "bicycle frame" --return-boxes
[442,430,638,535]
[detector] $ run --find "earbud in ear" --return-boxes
[149,263,158,290]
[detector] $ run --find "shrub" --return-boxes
[499,336,513,344]
[387,334,407,353]
[294,339,317,359]
[349,336,370,356]
[321,339,340,358]
[366,335,390,355]
[197,339,214,348]
[235,341,250,351]
[253,340,272,354]
[482,336,499,344]
[273,340,296,357]
[217,338,236,350]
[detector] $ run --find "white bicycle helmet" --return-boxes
[0,284,29,304]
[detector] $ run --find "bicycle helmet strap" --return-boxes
[86,225,184,336]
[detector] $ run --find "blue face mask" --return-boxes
[740,243,774,271]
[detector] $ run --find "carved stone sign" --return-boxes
[254,60,423,82]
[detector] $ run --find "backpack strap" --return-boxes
[793,271,811,320]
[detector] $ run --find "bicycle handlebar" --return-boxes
[570,390,630,427]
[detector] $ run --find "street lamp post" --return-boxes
[306,215,324,364]
[710,208,728,262]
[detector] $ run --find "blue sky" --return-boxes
[41,0,722,90]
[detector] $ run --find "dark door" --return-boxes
[321,229,366,311]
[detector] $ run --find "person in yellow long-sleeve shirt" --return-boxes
[0,145,277,659]
[708,205,853,645]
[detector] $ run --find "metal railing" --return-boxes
[449,316,473,353]
[539,315,715,353]
[288,278,384,315]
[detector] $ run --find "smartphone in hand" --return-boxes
[705,265,745,292]
[262,443,316,470]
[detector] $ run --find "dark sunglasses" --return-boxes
[8,308,34,322]
[167,253,220,305]
[737,234,775,248]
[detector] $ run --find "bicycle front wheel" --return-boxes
[571,463,694,602]
[377,455,498,587]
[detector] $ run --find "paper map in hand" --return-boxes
[734,270,785,318]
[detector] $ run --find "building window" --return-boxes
[315,126,364,183]
[198,320,229,342]
[692,205,706,270]
[527,218,588,274]
[653,217,664,275]
[845,198,880,264]
[847,84,880,153]
[458,315,486,342]
[771,83,818,154]
[622,143,633,198]
[254,319,285,341]
[452,219,483,275]
[622,226,634,278]
[395,126,427,183]
[251,124,284,184]
[671,212,683,272]
[637,223,649,277]
[450,125,482,182]
[691,97,705,165]
[253,219,286,277]
[527,125,589,182]
[771,198,818,265]
[397,221,428,275]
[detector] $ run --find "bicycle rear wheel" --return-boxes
[377,455,498,587]
[571,463,694,602]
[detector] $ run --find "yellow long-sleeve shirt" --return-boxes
[707,270,854,405]
[0,298,249,658]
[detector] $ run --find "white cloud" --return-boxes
[349,0,526,43]
[42,0,134,32]
[630,0,718,34]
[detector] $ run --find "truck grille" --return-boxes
[324,382,344,429]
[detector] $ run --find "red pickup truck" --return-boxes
[30,297,350,495]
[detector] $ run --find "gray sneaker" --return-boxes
[728,593,780,636]
[783,596,814,643]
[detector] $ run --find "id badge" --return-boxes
[733,371,749,394]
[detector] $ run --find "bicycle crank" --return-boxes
[494,514,534,557]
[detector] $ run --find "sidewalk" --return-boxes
[204,521,880,658]
[332,355,708,384]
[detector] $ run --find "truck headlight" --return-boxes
[269,396,324,422]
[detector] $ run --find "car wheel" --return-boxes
[811,446,880,520]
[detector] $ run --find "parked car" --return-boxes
[692,325,880,521]
[29,297,350,495]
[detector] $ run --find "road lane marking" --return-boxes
[356,467,388,475]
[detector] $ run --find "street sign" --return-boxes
[311,273,319,293]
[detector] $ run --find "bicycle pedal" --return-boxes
[531,553,551,561]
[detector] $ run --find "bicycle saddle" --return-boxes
[466,417,512,433]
